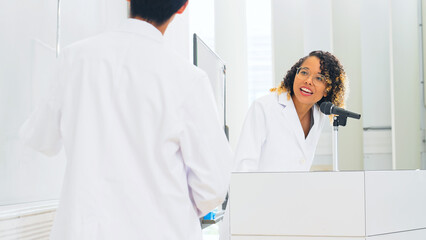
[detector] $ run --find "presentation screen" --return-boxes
[193,34,226,131]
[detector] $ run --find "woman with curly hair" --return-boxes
[234,50,347,172]
[220,50,347,240]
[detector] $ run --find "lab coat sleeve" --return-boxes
[19,52,66,156]
[233,100,267,172]
[180,72,233,217]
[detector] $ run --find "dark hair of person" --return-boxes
[274,50,347,108]
[130,0,188,25]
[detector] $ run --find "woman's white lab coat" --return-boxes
[220,91,327,239]
[234,91,327,172]
[20,19,232,240]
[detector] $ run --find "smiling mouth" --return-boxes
[300,87,313,95]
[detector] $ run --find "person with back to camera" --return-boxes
[20,0,233,239]
[220,50,347,239]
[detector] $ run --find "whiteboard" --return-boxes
[193,34,227,132]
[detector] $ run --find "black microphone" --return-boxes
[320,102,361,119]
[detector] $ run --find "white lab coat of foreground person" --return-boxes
[220,50,348,239]
[20,1,232,239]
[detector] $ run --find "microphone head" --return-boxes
[320,102,333,115]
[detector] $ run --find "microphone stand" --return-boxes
[332,115,347,171]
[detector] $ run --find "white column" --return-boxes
[271,0,304,86]
[390,0,421,169]
[360,0,392,130]
[303,0,333,53]
[332,0,364,170]
[360,0,393,170]
[215,0,248,148]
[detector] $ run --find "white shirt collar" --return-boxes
[116,18,164,42]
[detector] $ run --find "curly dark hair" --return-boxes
[278,50,347,107]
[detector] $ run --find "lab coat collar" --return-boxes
[116,18,164,42]
[277,91,290,106]
[276,92,321,162]
[277,91,321,129]
[276,92,305,150]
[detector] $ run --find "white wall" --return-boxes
[271,0,304,86]
[0,0,65,205]
[271,0,424,170]
[188,0,215,52]
[215,0,249,148]
[332,0,364,170]
[60,0,127,50]
[246,0,273,103]
[303,0,333,54]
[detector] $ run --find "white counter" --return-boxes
[229,170,426,239]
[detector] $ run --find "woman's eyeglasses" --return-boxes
[296,67,327,85]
